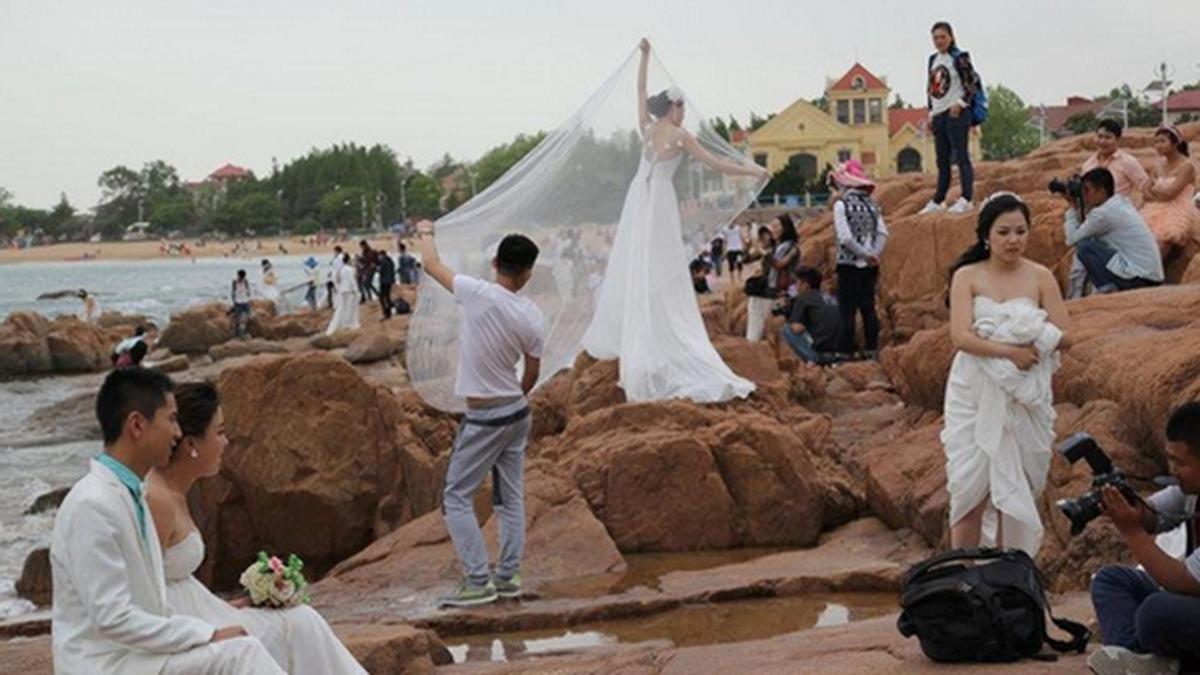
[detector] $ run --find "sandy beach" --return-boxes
[0,234,404,265]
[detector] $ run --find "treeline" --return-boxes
[1,133,547,243]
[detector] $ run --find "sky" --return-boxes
[2,0,1198,210]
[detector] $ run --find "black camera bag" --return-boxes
[897,547,1090,663]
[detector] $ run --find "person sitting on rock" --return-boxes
[412,219,546,608]
[1088,401,1200,674]
[780,266,840,366]
[1068,119,1153,298]
[145,382,367,674]
[1063,167,1163,294]
[51,368,285,674]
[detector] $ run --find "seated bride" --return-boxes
[145,382,366,675]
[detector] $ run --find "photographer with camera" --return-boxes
[1061,168,1163,295]
[1087,403,1200,674]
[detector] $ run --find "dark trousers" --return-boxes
[1076,237,1160,293]
[326,282,335,309]
[836,265,880,353]
[932,111,974,204]
[1092,564,1200,668]
[379,282,394,318]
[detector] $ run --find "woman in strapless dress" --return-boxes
[146,382,366,675]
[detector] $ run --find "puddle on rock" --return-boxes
[535,548,791,600]
[446,592,896,664]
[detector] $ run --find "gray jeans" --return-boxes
[442,397,531,584]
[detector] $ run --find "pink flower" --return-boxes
[268,556,284,575]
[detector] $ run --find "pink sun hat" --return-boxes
[831,159,876,191]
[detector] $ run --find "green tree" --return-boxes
[0,186,12,208]
[890,94,909,109]
[471,132,546,194]
[749,112,775,132]
[981,85,1040,160]
[710,117,730,142]
[1063,111,1099,137]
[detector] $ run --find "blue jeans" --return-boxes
[932,111,973,204]
[782,325,833,365]
[1091,565,1200,667]
[1075,238,1159,293]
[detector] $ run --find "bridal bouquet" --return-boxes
[238,551,310,608]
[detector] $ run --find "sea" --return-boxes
[0,254,319,618]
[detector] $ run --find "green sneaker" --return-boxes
[437,579,497,608]
[493,573,522,598]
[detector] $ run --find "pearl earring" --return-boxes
[189,448,200,459]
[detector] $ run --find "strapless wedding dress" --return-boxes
[941,296,1063,556]
[164,531,365,674]
[580,140,754,403]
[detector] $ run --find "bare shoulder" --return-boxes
[951,262,980,286]
[1024,258,1056,281]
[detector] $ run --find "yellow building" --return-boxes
[749,63,982,182]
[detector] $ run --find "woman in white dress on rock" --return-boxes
[580,38,768,403]
[258,259,285,309]
[942,193,1071,555]
[146,382,366,675]
[325,253,361,335]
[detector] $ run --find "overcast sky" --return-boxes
[2,0,1198,209]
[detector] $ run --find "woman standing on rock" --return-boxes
[145,382,367,674]
[942,193,1071,555]
[919,21,983,216]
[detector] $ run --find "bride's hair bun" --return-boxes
[647,89,681,118]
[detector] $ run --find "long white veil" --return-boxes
[407,46,767,412]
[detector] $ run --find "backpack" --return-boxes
[897,548,1090,663]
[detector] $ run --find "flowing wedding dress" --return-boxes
[163,531,366,675]
[580,127,755,402]
[941,296,1062,556]
[324,264,360,335]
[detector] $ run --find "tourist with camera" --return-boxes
[1066,121,1153,297]
[1087,402,1200,675]
[1062,168,1163,294]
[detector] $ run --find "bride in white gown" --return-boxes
[941,193,1071,556]
[580,39,769,403]
[147,382,366,675]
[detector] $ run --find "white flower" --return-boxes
[665,87,685,103]
[272,580,297,605]
[239,565,276,606]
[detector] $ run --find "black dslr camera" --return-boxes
[1049,174,1086,215]
[1055,433,1138,536]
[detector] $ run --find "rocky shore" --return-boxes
[2,125,1199,673]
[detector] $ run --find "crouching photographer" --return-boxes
[1061,168,1163,295]
[1087,402,1200,674]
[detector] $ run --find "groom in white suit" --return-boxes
[51,368,284,675]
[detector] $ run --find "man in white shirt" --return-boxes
[1089,402,1200,674]
[412,219,546,609]
[720,222,746,283]
[1063,168,1163,294]
[51,368,283,674]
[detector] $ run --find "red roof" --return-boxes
[829,63,888,92]
[1164,90,1200,111]
[208,164,252,180]
[1035,97,1110,134]
[889,107,929,136]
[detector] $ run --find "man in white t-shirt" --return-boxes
[411,219,546,609]
[720,222,746,283]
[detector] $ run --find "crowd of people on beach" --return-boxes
[40,21,1200,675]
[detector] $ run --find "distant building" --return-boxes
[748,63,981,182]
[1032,97,1112,138]
[185,163,255,208]
[1161,90,1200,124]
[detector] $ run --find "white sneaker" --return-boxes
[948,197,974,214]
[1087,645,1179,675]
[918,200,945,215]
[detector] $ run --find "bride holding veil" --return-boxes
[406,39,768,412]
[582,39,768,402]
